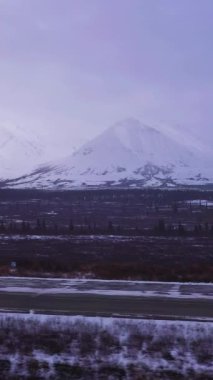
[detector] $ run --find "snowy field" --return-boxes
[0,313,212,379]
[0,276,212,299]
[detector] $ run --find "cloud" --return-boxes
[0,0,212,157]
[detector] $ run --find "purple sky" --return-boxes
[0,0,213,155]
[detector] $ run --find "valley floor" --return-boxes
[1,188,213,281]
[0,190,213,378]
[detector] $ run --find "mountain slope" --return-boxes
[0,125,46,179]
[3,119,213,189]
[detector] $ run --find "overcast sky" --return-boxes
[0,0,213,156]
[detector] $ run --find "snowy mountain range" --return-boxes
[3,118,213,189]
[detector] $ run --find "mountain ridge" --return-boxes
[2,118,213,189]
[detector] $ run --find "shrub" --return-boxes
[54,363,84,379]
[27,358,40,377]
[98,365,126,380]
[0,359,11,374]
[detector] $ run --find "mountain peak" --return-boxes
[3,118,213,189]
[112,118,145,130]
[109,118,158,135]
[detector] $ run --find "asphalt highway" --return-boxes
[0,292,213,320]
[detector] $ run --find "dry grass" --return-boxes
[0,315,212,379]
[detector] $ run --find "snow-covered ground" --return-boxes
[0,313,212,379]
[186,199,213,207]
[0,233,210,243]
[0,276,212,299]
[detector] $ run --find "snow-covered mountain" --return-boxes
[3,119,213,189]
[0,125,46,179]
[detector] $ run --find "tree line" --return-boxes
[0,218,213,237]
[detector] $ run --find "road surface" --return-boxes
[0,292,213,320]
